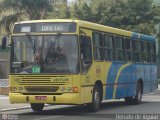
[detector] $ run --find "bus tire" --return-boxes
[30,103,44,112]
[125,81,142,105]
[134,81,143,104]
[87,84,101,112]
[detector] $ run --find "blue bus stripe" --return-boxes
[105,62,124,99]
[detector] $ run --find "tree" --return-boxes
[70,0,160,35]
[70,2,84,19]
[125,0,159,34]
[46,2,68,19]
[0,0,52,33]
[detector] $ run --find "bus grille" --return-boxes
[19,76,68,85]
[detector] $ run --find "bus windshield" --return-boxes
[11,35,79,74]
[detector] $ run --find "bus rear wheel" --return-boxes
[125,82,142,105]
[30,103,44,112]
[87,84,101,112]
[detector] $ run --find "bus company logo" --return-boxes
[1,113,8,120]
[52,78,69,83]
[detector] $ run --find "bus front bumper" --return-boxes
[9,92,81,104]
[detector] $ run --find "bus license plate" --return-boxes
[35,96,47,100]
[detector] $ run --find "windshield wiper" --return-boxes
[25,33,36,53]
[50,33,62,47]
[55,33,62,39]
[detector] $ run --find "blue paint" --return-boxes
[106,62,124,84]
[140,34,155,42]
[132,32,139,39]
[105,62,124,99]
[135,64,144,82]
[132,32,155,42]
[105,62,157,100]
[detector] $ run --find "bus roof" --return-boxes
[15,19,155,42]
[15,19,76,24]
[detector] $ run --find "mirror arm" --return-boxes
[1,36,7,49]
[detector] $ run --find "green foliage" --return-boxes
[1,0,52,19]
[21,0,52,19]
[0,0,52,33]
[70,0,160,35]
[46,1,69,19]
[0,13,25,33]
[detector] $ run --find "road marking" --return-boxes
[33,116,59,120]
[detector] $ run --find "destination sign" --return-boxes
[13,22,76,33]
[41,25,63,31]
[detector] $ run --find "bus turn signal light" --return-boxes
[73,87,78,92]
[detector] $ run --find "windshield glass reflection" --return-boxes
[11,35,79,74]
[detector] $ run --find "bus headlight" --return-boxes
[11,87,17,92]
[67,87,72,92]
[60,87,65,92]
[60,87,78,92]
[19,87,24,91]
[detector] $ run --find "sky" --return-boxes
[67,0,76,3]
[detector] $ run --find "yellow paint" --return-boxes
[113,63,132,99]
[10,19,135,105]
[14,19,133,37]
[103,62,112,99]
[9,92,82,104]
[23,41,26,61]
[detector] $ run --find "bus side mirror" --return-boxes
[1,36,7,49]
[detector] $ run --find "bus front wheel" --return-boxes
[30,103,44,112]
[87,84,101,112]
[125,82,142,105]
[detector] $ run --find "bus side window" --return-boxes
[124,38,133,61]
[103,34,113,61]
[133,40,141,62]
[80,35,92,73]
[142,42,150,63]
[150,43,156,63]
[115,36,124,61]
[147,43,151,63]
[92,32,103,61]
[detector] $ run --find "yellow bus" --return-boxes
[3,19,157,112]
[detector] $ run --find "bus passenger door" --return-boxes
[80,35,92,74]
[79,29,93,103]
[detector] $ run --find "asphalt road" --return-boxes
[1,92,160,120]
